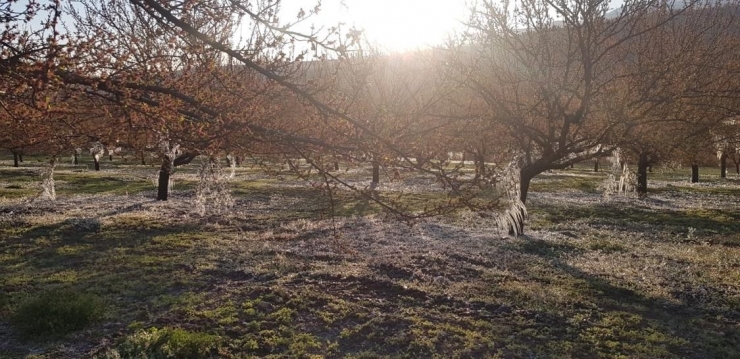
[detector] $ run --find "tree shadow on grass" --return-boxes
[513,238,740,358]
[0,209,212,294]
[0,214,227,356]
[533,201,740,236]
[336,195,377,217]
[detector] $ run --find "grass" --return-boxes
[0,158,203,200]
[530,171,605,193]
[0,159,739,358]
[101,327,221,359]
[530,201,740,235]
[10,289,105,339]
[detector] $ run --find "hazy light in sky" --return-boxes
[289,0,470,52]
[275,0,627,54]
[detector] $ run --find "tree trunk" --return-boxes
[93,157,100,171]
[736,162,739,175]
[372,161,380,184]
[40,157,57,201]
[720,152,728,178]
[18,153,23,162]
[415,156,428,169]
[474,152,486,178]
[12,152,19,167]
[334,161,339,171]
[520,171,533,204]
[511,167,536,235]
[141,152,146,165]
[157,157,175,201]
[157,162,171,201]
[235,156,241,166]
[593,159,599,172]
[691,164,699,183]
[570,163,574,169]
[73,154,78,165]
[156,152,198,201]
[636,152,649,196]
[109,154,113,161]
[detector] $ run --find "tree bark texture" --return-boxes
[636,152,649,195]
[691,164,699,183]
[157,162,171,201]
[157,152,198,201]
[510,167,537,235]
[474,151,486,178]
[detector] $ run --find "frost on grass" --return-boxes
[194,158,235,216]
[2,168,739,358]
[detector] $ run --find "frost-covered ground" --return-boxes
[1,162,739,358]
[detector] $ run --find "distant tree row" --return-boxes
[2,0,740,233]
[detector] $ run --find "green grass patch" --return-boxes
[532,202,740,234]
[0,186,37,199]
[55,174,153,196]
[103,327,221,359]
[652,182,740,196]
[531,173,604,193]
[11,289,105,339]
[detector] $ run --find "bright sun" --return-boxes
[288,0,469,53]
[340,0,468,51]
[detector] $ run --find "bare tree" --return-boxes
[445,0,739,230]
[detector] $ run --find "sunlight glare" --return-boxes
[285,0,468,53]
[341,0,467,52]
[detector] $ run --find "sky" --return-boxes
[9,0,469,53]
[11,0,628,54]
[277,0,629,53]
[279,0,471,53]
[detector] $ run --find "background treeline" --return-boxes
[3,0,740,232]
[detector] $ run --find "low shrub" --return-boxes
[107,327,221,359]
[11,289,105,338]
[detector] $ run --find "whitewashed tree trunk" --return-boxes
[39,157,58,201]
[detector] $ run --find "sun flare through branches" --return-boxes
[285,0,469,52]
